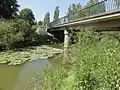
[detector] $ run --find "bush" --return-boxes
[25,67,68,90]
[0,19,31,49]
[0,19,54,50]
[73,28,120,90]
[31,25,38,31]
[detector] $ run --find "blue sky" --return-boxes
[18,0,89,21]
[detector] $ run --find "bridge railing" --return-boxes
[51,0,120,27]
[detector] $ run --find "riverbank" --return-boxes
[25,28,120,90]
[0,45,63,65]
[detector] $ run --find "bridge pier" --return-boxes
[64,29,69,48]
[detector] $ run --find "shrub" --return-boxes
[24,67,68,90]
[0,19,31,49]
[73,28,120,90]
[34,27,50,44]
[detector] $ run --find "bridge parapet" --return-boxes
[50,0,120,28]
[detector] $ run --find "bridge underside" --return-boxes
[70,19,120,31]
[48,30,64,42]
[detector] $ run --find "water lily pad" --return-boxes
[0,45,63,65]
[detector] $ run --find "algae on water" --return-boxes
[0,45,63,65]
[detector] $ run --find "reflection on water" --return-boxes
[0,65,20,90]
[0,57,63,90]
[13,59,52,90]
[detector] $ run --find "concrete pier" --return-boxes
[64,30,69,48]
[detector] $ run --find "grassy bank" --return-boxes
[25,28,120,90]
[0,45,63,65]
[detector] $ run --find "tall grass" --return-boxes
[73,28,120,90]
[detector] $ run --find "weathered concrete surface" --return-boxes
[64,30,69,48]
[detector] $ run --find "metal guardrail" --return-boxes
[50,0,120,27]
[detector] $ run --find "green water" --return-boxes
[0,45,66,90]
[0,56,64,90]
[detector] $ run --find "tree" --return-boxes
[114,0,120,9]
[34,20,37,25]
[84,0,98,8]
[67,3,82,20]
[76,3,82,19]
[67,5,73,21]
[68,5,72,14]
[53,6,59,21]
[99,1,106,13]
[72,3,77,12]
[19,8,35,25]
[44,12,50,27]
[76,3,82,10]
[0,19,31,49]
[83,0,105,17]
[68,3,82,14]
[38,21,43,26]
[0,0,19,18]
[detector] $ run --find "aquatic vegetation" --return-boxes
[0,45,63,65]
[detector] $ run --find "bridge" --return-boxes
[48,0,120,47]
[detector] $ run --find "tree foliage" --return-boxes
[0,0,19,18]
[114,0,120,9]
[84,0,98,8]
[66,0,106,21]
[83,0,105,16]
[19,8,35,25]
[44,12,50,27]
[38,21,43,26]
[0,19,47,49]
[68,3,82,14]
[0,19,31,49]
[76,3,82,10]
[68,5,72,14]
[72,3,77,12]
[67,3,82,20]
[53,6,59,21]
[34,21,37,25]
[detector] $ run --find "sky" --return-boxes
[18,0,89,21]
